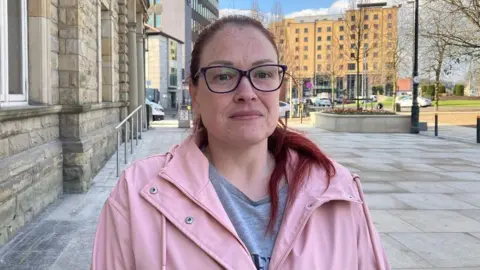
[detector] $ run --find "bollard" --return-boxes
[285,111,289,127]
[434,113,438,137]
[477,116,480,144]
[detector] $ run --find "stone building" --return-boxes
[0,0,152,245]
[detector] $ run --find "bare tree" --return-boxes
[268,1,299,101]
[343,0,374,110]
[431,0,480,57]
[388,4,413,111]
[420,2,459,111]
[250,0,263,23]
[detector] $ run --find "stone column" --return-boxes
[127,1,138,136]
[136,13,146,131]
[28,0,51,105]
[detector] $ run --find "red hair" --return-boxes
[190,15,336,232]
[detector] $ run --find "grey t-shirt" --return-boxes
[208,163,289,270]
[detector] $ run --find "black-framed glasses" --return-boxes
[194,64,288,93]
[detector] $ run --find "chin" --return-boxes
[229,127,274,145]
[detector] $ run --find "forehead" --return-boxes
[200,24,277,67]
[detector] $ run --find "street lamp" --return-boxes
[408,0,420,134]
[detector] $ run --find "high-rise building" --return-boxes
[272,5,399,99]
[191,0,219,42]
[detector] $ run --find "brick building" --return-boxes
[0,0,150,244]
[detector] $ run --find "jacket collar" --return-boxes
[160,134,361,204]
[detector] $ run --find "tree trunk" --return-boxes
[392,73,397,112]
[356,58,361,110]
[331,74,335,109]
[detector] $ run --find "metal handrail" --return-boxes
[115,105,144,176]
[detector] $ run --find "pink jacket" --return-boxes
[91,135,390,269]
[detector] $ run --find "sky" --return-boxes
[219,0,351,18]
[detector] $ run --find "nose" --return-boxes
[233,76,258,103]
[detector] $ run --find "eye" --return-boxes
[254,70,272,79]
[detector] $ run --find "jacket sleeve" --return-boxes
[91,174,135,270]
[352,174,391,270]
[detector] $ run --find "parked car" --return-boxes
[314,98,332,107]
[279,101,291,118]
[145,98,165,121]
[398,96,432,107]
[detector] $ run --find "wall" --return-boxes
[160,0,185,42]
[0,0,138,245]
[0,113,63,244]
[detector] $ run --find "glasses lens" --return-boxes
[205,67,240,92]
[250,65,284,91]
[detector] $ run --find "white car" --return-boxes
[399,96,432,107]
[279,101,291,118]
[314,98,332,107]
[146,98,165,121]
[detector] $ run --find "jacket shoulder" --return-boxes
[107,153,171,208]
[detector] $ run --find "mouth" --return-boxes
[229,110,263,120]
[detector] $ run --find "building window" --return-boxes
[303,66,308,71]
[169,67,178,86]
[295,37,299,42]
[340,35,344,40]
[327,36,331,41]
[169,40,177,61]
[317,54,321,59]
[340,44,344,50]
[303,55,308,60]
[327,27,332,32]
[304,37,308,42]
[295,28,300,33]
[348,63,356,70]
[317,36,322,42]
[364,14,369,20]
[0,0,28,106]
[317,45,322,50]
[304,28,308,33]
[317,27,322,32]
[339,26,344,31]
[303,46,308,51]
[374,14,379,20]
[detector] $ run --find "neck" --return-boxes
[204,135,275,200]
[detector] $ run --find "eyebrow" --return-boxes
[205,58,277,67]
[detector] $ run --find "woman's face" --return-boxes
[191,24,283,146]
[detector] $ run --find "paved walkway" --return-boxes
[1,122,480,269]
[421,124,479,145]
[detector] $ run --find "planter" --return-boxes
[311,112,411,133]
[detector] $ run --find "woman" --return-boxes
[91,15,390,270]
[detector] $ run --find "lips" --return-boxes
[229,110,263,119]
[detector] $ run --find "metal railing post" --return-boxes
[115,105,143,175]
[136,112,139,146]
[434,113,438,137]
[130,119,133,154]
[125,122,128,164]
[477,115,479,144]
[117,130,120,177]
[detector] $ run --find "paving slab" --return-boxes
[1,124,479,269]
[389,210,480,233]
[389,233,480,268]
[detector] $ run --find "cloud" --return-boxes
[219,0,399,20]
[219,8,252,18]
